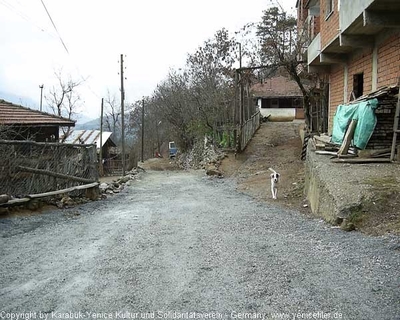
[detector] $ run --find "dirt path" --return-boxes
[220,121,308,212]
[1,170,399,319]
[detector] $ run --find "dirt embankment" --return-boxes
[219,121,400,236]
[220,121,309,213]
[137,122,308,212]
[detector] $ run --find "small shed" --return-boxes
[0,99,75,142]
[251,75,304,121]
[61,129,116,158]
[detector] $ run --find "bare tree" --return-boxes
[104,90,121,142]
[46,70,84,137]
[256,6,319,127]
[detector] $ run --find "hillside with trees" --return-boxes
[77,4,318,167]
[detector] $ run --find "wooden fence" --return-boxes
[0,140,98,197]
[237,111,261,152]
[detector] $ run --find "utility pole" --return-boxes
[141,98,144,163]
[239,43,244,125]
[39,84,44,111]
[120,54,126,176]
[99,98,104,176]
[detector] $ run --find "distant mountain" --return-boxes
[0,91,38,109]
[75,117,100,130]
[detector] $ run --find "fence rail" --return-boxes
[0,140,98,197]
[238,111,261,152]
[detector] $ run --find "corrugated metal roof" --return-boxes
[0,99,75,126]
[62,129,115,148]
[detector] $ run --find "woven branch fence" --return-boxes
[0,140,99,197]
[238,111,261,152]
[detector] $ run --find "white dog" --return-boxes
[269,168,280,200]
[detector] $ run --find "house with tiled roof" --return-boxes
[251,75,305,121]
[0,99,75,142]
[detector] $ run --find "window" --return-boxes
[271,99,279,108]
[353,73,364,99]
[325,0,333,19]
[293,98,301,108]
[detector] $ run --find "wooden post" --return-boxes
[390,78,400,161]
[99,98,104,176]
[338,119,358,156]
[239,49,244,125]
[141,98,145,162]
[18,166,96,184]
[120,54,126,176]
[234,70,238,125]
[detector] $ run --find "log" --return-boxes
[315,151,338,156]
[370,147,399,156]
[0,194,11,204]
[338,119,357,156]
[28,182,99,199]
[332,158,391,164]
[330,154,358,159]
[0,183,100,207]
[0,198,30,206]
[18,166,96,184]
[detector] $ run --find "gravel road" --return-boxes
[1,171,399,320]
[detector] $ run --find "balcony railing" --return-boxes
[307,33,321,65]
[339,0,374,33]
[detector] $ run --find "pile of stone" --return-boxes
[177,136,226,177]
[98,168,140,197]
[52,169,141,209]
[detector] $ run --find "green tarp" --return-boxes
[331,98,379,149]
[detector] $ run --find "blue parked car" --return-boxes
[169,141,177,159]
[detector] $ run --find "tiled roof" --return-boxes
[0,99,75,126]
[61,130,116,148]
[251,75,303,98]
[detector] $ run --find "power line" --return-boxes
[0,0,57,37]
[39,0,69,54]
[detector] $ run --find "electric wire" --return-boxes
[0,0,57,38]
[39,0,69,54]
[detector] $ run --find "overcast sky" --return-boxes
[0,0,296,120]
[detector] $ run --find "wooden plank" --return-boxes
[371,153,391,158]
[28,182,99,199]
[330,154,358,159]
[332,158,391,164]
[0,183,99,207]
[18,165,96,184]
[338,119,357,156]
[315,151,337,156]
[0,198,30,206]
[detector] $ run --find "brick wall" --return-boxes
[328,64,344,133]
[297,0,308,31]
[313,16,320,38]
[327,32,400,136]
[320,0,339,49]
[347,48,374,96]
[377,33,400,88]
